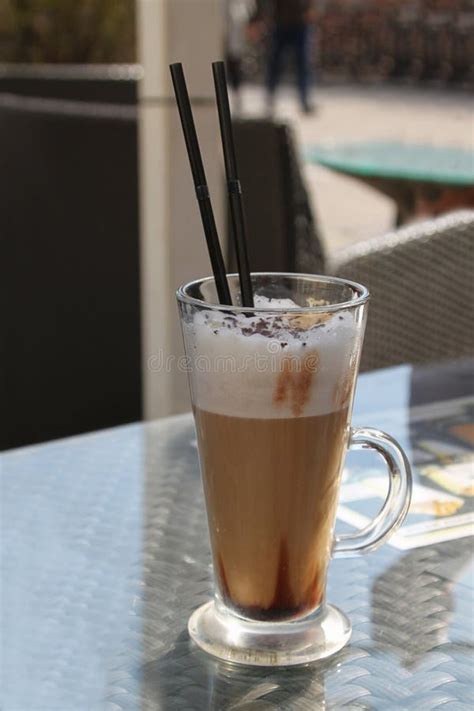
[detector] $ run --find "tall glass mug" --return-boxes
[177,273,412,666]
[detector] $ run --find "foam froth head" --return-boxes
[182,292,366,419]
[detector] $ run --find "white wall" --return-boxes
[136,0,224,418]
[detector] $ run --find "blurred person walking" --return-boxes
[254,0,317,114]
[224,0,256,114]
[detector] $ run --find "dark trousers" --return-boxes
[226,54,243,93]
[267,25,312,107]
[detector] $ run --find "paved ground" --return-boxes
[240,84,473,257]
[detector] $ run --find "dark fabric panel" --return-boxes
[1,94,141,449]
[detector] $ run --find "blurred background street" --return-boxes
[239,83,473,252]
[1,0,473,444]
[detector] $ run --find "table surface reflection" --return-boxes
[2,360,473,711]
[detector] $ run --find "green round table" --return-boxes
[306,141,474,225]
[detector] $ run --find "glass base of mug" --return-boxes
[188,600,351,667]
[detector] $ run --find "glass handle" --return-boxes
[333,428,412,558]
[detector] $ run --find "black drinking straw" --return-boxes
[169,62,232,306]
[212,61,254,308]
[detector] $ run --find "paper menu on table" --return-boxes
[338,396,474,550]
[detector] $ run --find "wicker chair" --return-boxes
[331,211,474,372]
[229,118,325,275]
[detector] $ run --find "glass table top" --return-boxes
[2,360,473,710]
[306,142,474,186]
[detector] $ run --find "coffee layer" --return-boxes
[195,406,349,620]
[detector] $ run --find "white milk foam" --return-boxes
[184,296,360,419]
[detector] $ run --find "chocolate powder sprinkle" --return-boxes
[203,309,337,340]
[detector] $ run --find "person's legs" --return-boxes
[266,28,287,110]
[226,55,241,92]
[226,54,243,113]
[294,25,313,112]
